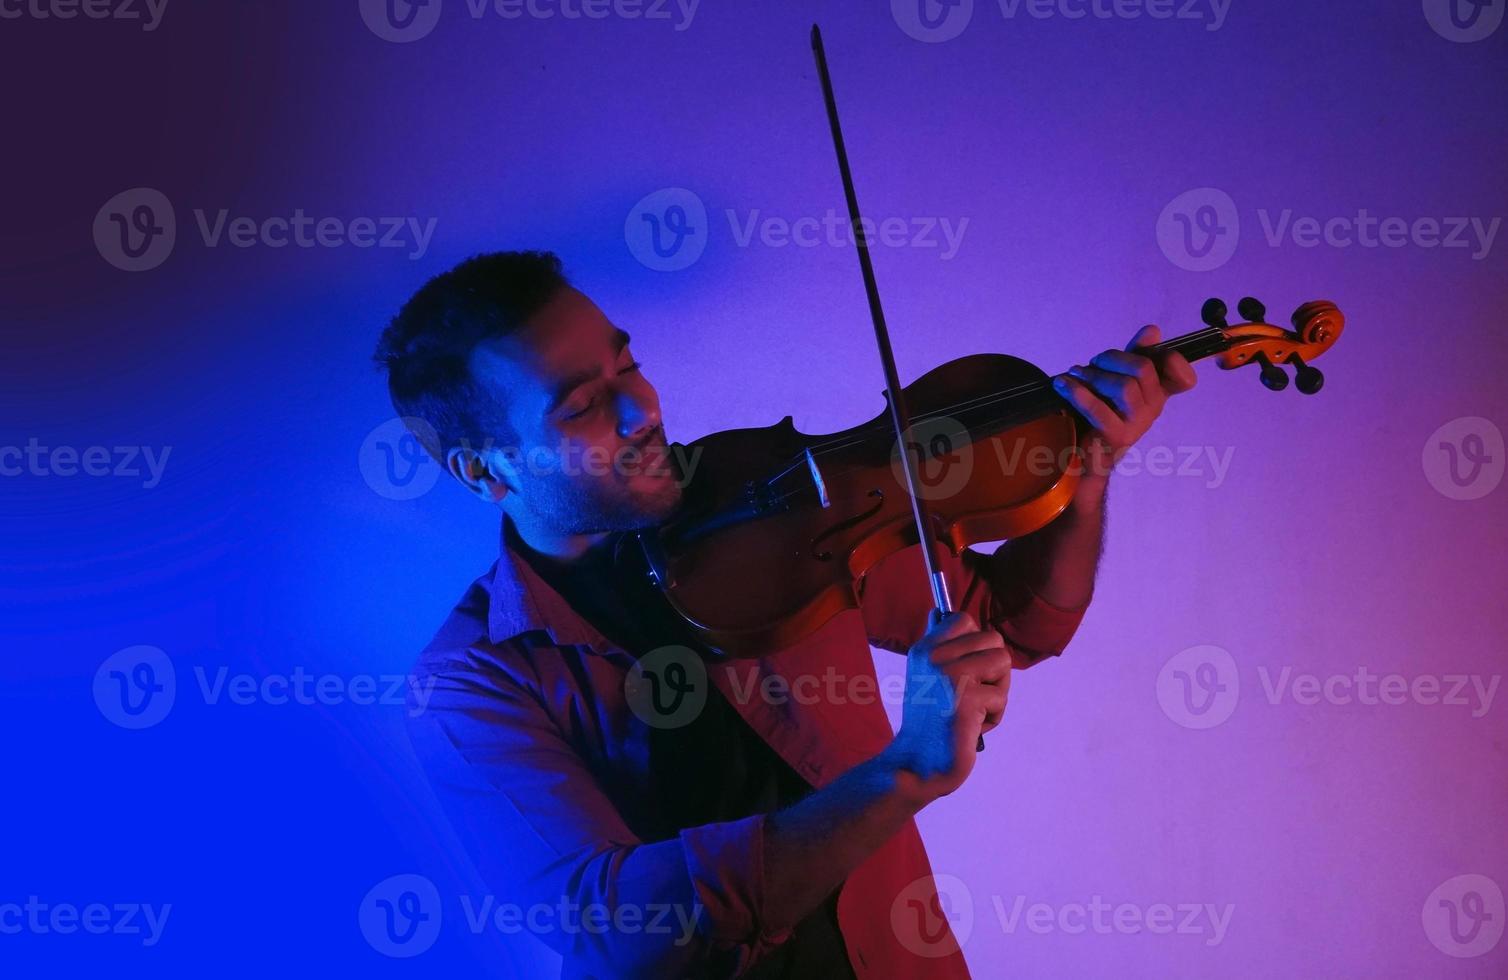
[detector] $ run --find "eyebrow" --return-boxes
[545,328,633,414]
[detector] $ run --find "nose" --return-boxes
[616,386,661,442]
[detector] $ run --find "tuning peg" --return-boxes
[1288,354,1324,394]
[1254,352,1288,391]
[1237,296,1267,323]
[1200,298,1229,329]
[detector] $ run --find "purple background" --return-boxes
[3,0,1505,976]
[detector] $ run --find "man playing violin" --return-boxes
[376,250,1196,979]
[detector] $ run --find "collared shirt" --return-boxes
[405,516,1089,978]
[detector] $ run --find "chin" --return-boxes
[625,474,683,528]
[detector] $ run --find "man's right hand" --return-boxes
[880,610,1011,803]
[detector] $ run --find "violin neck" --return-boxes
[1142,326,1229,365]
[914,325,1234,443]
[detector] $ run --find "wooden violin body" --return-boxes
[638,298,1345,658]
[641,354,1078,656]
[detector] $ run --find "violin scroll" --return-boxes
[1204,296,1344,395]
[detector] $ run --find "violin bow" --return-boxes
[810,25,987,750]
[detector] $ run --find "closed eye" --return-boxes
[561,361,643,420]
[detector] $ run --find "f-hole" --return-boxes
[810,489,885,561]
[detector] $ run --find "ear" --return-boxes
[446,446,511,504]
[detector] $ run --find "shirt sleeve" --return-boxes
[404,658,791,977]
[856,540,1091,669]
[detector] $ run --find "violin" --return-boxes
[638,296,1344,659]
[632,27,1346,661]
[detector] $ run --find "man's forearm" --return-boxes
[762,751,928,935]
[756,479,1109,938]
[1001,472,1107,609]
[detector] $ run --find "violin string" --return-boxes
[757,376,1049,490]
[756,329,1232,507]
[759,380,1062,508]
[762,361,1147,490]
[761,334,1218,509]
[811,329,1225,457]
[760,328,1227,488]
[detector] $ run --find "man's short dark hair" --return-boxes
[374,250,569,460]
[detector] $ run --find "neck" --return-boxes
[1146,325,1231,363]
[504,509,614,565]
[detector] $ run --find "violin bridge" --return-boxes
[805,447,831,509]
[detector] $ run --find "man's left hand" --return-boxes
[1051,324,1199,490]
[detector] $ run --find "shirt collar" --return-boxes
[486,515,616,651]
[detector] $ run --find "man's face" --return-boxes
[467,286,682,535]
